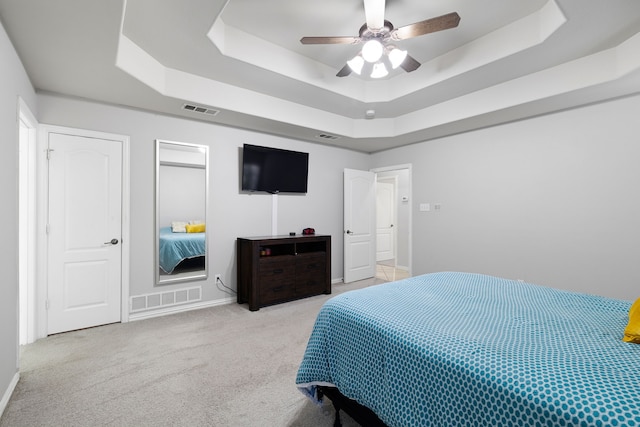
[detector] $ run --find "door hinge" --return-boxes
[45,299,50,310]
[46,223,50,234]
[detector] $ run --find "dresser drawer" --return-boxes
[259,276,296,305]
[295,275,326,297]
[259,257,295,278]
[258,258,295,304]
[295,253,326,274]
[296,254,326,297]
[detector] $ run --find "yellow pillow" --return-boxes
[622,298,640,343]
[185,223,205,233]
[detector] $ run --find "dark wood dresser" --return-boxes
[236,235,331,311]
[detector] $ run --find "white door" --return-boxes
[47,132,122,334]
[344,169,376,283]
[376,180,395,262]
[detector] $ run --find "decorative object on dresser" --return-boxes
[237,235,331,311]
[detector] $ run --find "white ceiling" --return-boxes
[1,0,640,152]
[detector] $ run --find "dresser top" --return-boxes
[238,234,330,242]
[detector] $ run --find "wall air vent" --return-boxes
[182,103,220,116]
[317,133,340,140]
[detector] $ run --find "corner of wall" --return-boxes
[0,372,19,418]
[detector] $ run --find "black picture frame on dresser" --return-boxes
[236,235,331,311]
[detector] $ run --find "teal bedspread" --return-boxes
[158,226,205,273]
[296,272,640,426]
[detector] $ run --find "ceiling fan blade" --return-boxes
[400,54,421,73]
[336,64,352,77]
[363,0,385,30]
[392,12,460,40]
[300,36,360,45]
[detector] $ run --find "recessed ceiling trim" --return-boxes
[405,0,567,91]
[207,18,359,96]
[207,0,567,104]
[115,34,166,93]
[395,32,640,135]
[116,15,640,141]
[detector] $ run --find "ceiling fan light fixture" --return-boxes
[347,55,365,74]
[363,0,385,30]
[362,39,383,63]
[371,62,388,78]
[301,7,460,80]
[388,47,408,69]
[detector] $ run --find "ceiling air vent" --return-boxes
[317,133,340,140]
[182,103,220,116]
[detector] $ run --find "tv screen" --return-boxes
[241,144,309,193]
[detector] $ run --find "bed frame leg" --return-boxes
[319,386,388,427]
[332,401,342,427]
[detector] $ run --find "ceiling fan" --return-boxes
[300,0,460,78]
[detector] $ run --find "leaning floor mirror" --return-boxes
[155,139,209,285]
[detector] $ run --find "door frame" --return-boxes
[371,164,412,277]
[36,125,131,339]
[18,98,38,345]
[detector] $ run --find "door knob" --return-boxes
[104,238,119,245]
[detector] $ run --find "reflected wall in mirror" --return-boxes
[155,140,209,285]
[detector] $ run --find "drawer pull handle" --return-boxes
[272,286,284,293]
[307,264,317,269]
[273,268,284,274]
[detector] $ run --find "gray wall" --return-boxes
[0,20,37,411]
[37,93,371,304]
[371,93,640,301]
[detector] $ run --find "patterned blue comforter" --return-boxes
[296,272,640,426]
[158,226,205,273]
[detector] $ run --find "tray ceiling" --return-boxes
[2,0,640,152]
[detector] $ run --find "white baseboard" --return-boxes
[128,297,235,322]
[0,372,19,418]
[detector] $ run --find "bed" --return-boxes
[158,226,205,274]
[296,272,640,426]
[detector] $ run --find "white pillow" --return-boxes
[171,221,188,233]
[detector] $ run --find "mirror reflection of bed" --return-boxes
[163,256,205,277]
[155,140,208,285]
[158,222,206,279]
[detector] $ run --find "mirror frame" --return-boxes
[155,139,209,285]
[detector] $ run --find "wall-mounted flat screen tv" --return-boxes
[241,144,309,194]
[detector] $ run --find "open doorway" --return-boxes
[18,98,38,345]
[373,165,411,282]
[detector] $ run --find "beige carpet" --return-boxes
[1,278,386,427]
